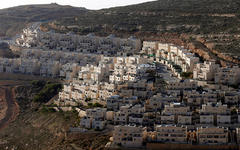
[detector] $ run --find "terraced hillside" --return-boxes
[0,3,87,36]
[42,0,240,62]
[0,0,240,62]
[0,79,110,150]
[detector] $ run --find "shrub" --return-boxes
[33,83,62,103]
[85,97,92,102]
[41,106,56,113]
[181,72,193,78]
[93,103,103,108]
[88,103,93,107]
[31,80,46,88]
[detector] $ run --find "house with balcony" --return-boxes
[113,125,146,148]
[197,127,228,145]
[193,61,219,81]
[155,125,188,143]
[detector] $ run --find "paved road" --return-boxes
[156,63,179,82]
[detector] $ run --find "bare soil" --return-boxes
[0,76,110,150]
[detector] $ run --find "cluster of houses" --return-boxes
[0,49,101,79]
[141,41,240,86]
[55,55,155,107]
[73,42,240,148]
[193,61,240,86]
[141,41,200,77]
[2,25,145,80]
[16,24,141,56]
[110,85,240,147]
[2,26,240,148]
[112,125,231,147]
[109,56,153,83]
[80,108,108,130]
[55,59,240,148]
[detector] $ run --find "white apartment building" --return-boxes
[92,119,106,130]
[80,117,92,129]
[183,90,203,106]
[215,66,240,86]
[155,125,187,143]
[78,63,109,83]
[200,115,214,125]
[193,61,219,81]
[167,80,197,90]
[183,90,218,106]
[142,41,159,53]
[107,95,139,111]
[17,26,141,56]
[236,128,240,144]
[157,43,199,73]
[160,115,175,124]
[109,56,145,83]
[114,105,131,125]
[145,93,180,111]
[86,108,107,119]
[223,91,240,104]
[113,125,145,148]
[178,115,192,125]
[114,104,145,125]
[200,102,230,115]
[197,127,228,145]
[80,117,106,130]
[217,115,231,125]
[129,114,144,125]
[114,111,128,125]
[162,103,191,116]
[158,43,169,52]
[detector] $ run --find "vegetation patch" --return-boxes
[87,102,104,108]
[33,81,62,103]
[181,72,193,78]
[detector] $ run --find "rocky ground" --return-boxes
[0,88,8,122]
[0,42,18,58]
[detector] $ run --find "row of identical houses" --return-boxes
[0,49,102,79]
[12,40,240,148]
[76,76,240,147]
[12,28,240,87]
[142,41,240,86]
[55,56,155,107]
[108,41,240,148]
[16,25,141,56]
[193,61,240,86]
[141,41,200,75]
[6,27,240,148]
[79,99,240,147]
[112,125,234,147]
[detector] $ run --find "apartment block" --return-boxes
[197,127,228,145]
[113,125,145,147]
[155,125,187,143]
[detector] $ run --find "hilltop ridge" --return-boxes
[0,0,240,63]
[0,3,87,36]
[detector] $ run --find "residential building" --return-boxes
[197,127,228,145]
[215,66,240,86]
[155,125,187,143]
[193,61,219,81]
[113,125,145,148]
